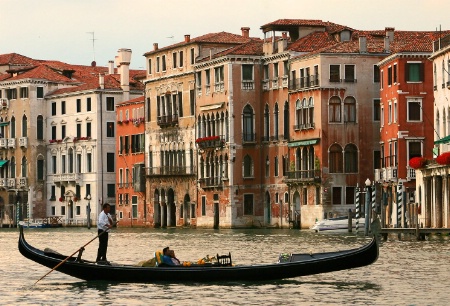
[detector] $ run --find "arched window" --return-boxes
[283,101,289,139]
[10,157,15,178]
[68,148,74,173]
[265,155,269,177]
[329,96,341,123]
[344,96,356,122]
[22,115,27,137]
[308,97,314,128]
[344,144,358,173]
[302,98,308,126]
[21,156,27,177]
[264,104,269,141]
[295,99,301,128]
[37,115,43,140]
[243,105,254,142]
[243,154,253,177]
[274,102,279,139]
[329,144,343,173]
[10,116,15,138]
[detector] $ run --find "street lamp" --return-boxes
[86,194,91,229]
[364,178,371,236]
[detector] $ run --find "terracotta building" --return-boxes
[115,96,146,226]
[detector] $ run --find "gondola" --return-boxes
[19,226,378,283]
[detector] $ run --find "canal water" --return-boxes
[1,227,449,305]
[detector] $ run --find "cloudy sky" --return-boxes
[2,0,450,69]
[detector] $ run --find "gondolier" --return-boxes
[96,203,113,264]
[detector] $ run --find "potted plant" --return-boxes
[409,157,427,169]
[436,152,450,165]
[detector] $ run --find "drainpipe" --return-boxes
[100,92,104,205]
[227,62,234,225]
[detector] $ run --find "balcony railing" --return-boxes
[19,177,27,188]
[0,98,9,109]
[0,178,6,187]
[19,137,27,148]
[157,114,178,127]
[406,166,416,181]
[0,138,7,149]
[7,178,15,188]
[196,135,225,149]
[284,169,321,183]
[53,173,80,183]
[146,166,195,176]
[242,80,254,90]
[289,74,320,90]
[198,177,223,189]
[7,138,15,149]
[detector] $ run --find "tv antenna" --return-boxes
[87,31,97,61]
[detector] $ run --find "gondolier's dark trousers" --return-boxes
[96,229,109,262]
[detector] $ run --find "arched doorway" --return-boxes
[293,191,301,228]
[183,194,190,226]
[167,189,176,227]
[265,191,271,225]
[153,189,160,228]
[161,189,167,227]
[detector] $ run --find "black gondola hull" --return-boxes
[19,227,378,283]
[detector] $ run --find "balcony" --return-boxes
[262,80,269,91]
[7,138,15,149]
[53,173,80,184]
[199,177,223,189]
[406,166,416,181]
[272,78,279,89]
[282,75,289,88]
[196,135,225,149]
[19,137,27,148]
[284,169,321,184]
[0,138,7,149]
[242,80,254,90]
[214,82,224,92]
[289,74,320,91]
[7,178,15,188]
[145,166,195,177]
[157,114,178,127]
[0,178,6,188]
[18,177,27,188]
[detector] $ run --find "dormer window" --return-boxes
[340,30,351,42]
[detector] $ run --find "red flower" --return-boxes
[59,197,63,202]
[196,136,220,143]
[73,197,78,202]
[436,152,450,165]
[409,157,427,169]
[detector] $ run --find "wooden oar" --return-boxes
[34,230,107,285]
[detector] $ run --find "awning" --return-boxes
[435,135,450,145]
[288,138,320,147]
[0,122,9,127]
[0,160,8,167]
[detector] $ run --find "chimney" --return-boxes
[117,48,132,102]
[282,32,287,40]
[153,43,159,51]
[99,73,105,89]
[108,60,114,74]
[184,35,191,43]
[384,36,390,53]
[241,27,250,38]
[359,35,367,53]
[385,27,395,42]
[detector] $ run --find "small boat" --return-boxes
[19,226,378,283]
[311,216,366,232]
[18,220,44,228]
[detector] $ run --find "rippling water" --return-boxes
[2,227,450,305]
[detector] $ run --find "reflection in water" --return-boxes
[2,227,450,305]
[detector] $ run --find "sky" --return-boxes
[2,0,450,69]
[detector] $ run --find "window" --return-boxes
[344,65,355,82]
[76,99,81,112]
[345,187,355,204]
[51,156,57,174]
[148,58,152,74]
[77,154,81,173]
[265,156,269,177]
[61,101,66,115]
[86,184,91,198]
[20,87,28,99]
[107,153,115,172]
[61,125,66,139]
[408,141,422,160]
[332,187,342,205]
[52,102,56,116]
[373,99,380,121]
[393,64,397,83]
[242,65,254,90]
[329,144,343,173]
[343,97,356,122]
[374,150,381,169]
[132,195,138,218]
[76,205,81,216]
[373,65,380,83]
[50,186,56,201]
[37,87,44,99]
[344,144,358,173]
[172,52,177,69]
[107,122,114,137]
[243,154,253,177]
[329,96,341,122]
[107,183,115,197]
[190,48,195,65]
[201,196,206,216]
[7,88,17,99]
[61,154,66,173]
[87,153,92,172]
[156,57,160,72]
[274,156,279,177]
[243,194,254,215]
[86,122,91,137]
[37,115,43,139]
[274,102,279,138]
[263,65,269,79]
[87,97,91,111]
[106,97,114,111]
[407,98,422,121]
[243,105,254,141]
[394,100,398,122]
[406,62,423,82]
[10,117,15,138]
[179,51,183,67]
[37,159,44,180]
[76,123,81,138]
[21,115,27,137]
[388,66,392,85]
[273,63,279,78]
[162,55,166,71]
[330,65,340,82]
[214,66,224,91]
[190,89,195,116]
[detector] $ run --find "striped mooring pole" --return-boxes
[355,184,360,235]
[371,182,376,218]
[397,181,403,228]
